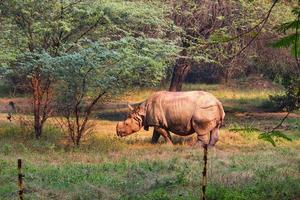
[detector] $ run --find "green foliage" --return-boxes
[229,123,293,146]
[0,0,178,87]
[169,0,293,66]
[0,0,177,51]
[1,0,296,86]
[1,0,101,53]
[209,30,231,43]
[52,38,178,145]
[52,37,178,104]
[54,43,120,99]
[271,6,300,56]
[0,0,180,137]
[97,1,175,38]
[5,51,57,77]
[270,5,300,112]
[269,80,300,111]
[259,131,292,147]
[271,33,298,49]
[108,37,178,87]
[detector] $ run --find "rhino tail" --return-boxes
[220,118,225,128]
[218,102,225,128]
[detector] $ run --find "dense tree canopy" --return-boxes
[0,0,179,138]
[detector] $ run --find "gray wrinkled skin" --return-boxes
[116,91,225,147]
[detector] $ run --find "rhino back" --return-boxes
[144,91,222,133]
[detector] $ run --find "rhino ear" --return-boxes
[136,104,146,116]
[128,104,134,111]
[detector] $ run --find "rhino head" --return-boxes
[116,104,145,137]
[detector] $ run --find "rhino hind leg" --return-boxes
[209,127,219,146]
[156,127,173,144]
[192,121,215,148]
[196,134,209,148]
[151,129,161,144]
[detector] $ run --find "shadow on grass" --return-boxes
[96,96,278,123]
[222,98,278,113]
[96,109,128,121]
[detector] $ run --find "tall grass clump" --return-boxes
[80,135,126,153]
[0,122,65,154]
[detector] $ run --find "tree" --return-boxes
[0,0,109,138]
[55,39,177,146]
[0,0,179,138]
[167,0,238,91]
[54,44,117,146]
[7,52,58,138]
[243,2,300,146]
[166,0,293,91]
[270,5,300,113]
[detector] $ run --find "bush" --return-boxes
[270,78,300,111]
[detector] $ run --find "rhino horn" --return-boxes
[128,104,134,111]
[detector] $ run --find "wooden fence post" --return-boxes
[201,145,208,200]
[17,159,24,200]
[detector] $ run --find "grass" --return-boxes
[0,84,300,200]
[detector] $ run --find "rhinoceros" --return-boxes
[116,91,225,147]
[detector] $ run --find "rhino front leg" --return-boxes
[156,127,173,145]
[151,128,161,144]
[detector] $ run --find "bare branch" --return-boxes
[16,12,35,51]
[41,78,53,125]
[267,112,290,133]
[184,0,279,47]
[78,91,106,137]
[295,12,300,73]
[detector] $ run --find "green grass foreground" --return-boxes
[0,85,300,200]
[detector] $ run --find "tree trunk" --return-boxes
[31,76,43,139]
[34,120,42,139]
[75,133,81,146]
[33,98,43,139]
[169,49,191,91]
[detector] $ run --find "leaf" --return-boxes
[216,16,225,20]
[276,20,299,32]
[209,31,231,42]
[290,43,300,57]
[271,34,298,48]
[258,131,292,146]
[258,133,276,146]
[269,130,292,141]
